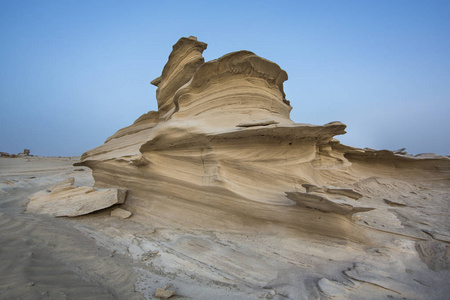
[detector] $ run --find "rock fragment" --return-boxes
[393,148,407,155]
[155,288,175,299]
[414,153,441,158]
[383,198,406,207]
[129,155,148,166]
[110,208,132,219]
[27,179,127,217]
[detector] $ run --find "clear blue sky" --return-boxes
[1,0,449,156]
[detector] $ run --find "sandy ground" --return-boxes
[0,157,261,299]
[0,157,141,299]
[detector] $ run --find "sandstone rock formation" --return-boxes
[76,37,450,299]
[27,178,127,217]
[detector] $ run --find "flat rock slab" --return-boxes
[27,182,127,217]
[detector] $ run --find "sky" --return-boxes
[1,0,449,156]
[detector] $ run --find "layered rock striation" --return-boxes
[27,177,127,217]
[77,37,450,299]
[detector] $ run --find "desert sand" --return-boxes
[1,36,449,299]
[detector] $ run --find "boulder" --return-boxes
[27,179,127,217]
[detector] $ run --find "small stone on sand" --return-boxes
[155,288,175,299]
[110,208,132,219]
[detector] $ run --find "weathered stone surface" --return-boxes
[151,36,207,118]
[110,208,132,219]
[48,177,75,191]
[27,181,126,217]
[393,147,407,155]
[236,119,279,127]
[154,288,175,299]
[73,37,450,299]
[414,152,442,158]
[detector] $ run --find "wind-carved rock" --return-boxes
[70,37,450,299]
[78,36,450,244]
[151,36,207,118]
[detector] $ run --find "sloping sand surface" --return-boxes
[0,157,141,299]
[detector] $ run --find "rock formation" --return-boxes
[1,149,32,157]
[0,152,12,157]
[76,37,450,299]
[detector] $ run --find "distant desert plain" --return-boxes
[1,37,449,299]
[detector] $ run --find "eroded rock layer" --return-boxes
[78,37,450,299]
[27,178,127,217]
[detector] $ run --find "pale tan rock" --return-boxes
[128,155,148,166]
[48,177,75,191]
[318,278,351,297]
[27,184,127,217]
[151,36,207,118]
[110,208,132,219]
[286,191,373,216]
[77,36,450,235]
[414,152,441,158]
[72,37,450,299]
[154,288,175,299]
[236,119,279,127]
